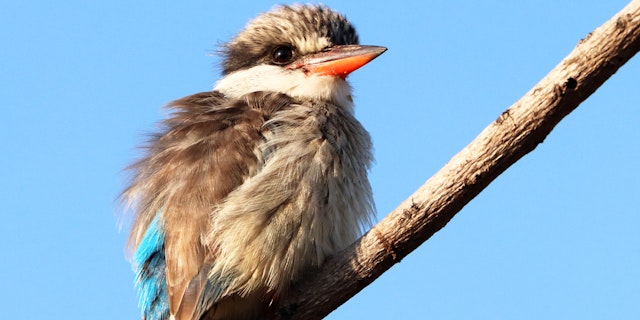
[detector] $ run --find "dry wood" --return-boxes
[274,1,640,319]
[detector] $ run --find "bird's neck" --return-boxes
[213,65,354,111]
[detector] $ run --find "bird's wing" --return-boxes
[125,91,293,320]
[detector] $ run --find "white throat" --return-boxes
[213,65,354,110]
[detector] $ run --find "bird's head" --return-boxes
[213,4,386,108]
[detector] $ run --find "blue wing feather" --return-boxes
[133,216,238,320]
[133,216,170,320]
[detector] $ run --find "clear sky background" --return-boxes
[2,1,638,319]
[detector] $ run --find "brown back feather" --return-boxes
[124,91,293,320]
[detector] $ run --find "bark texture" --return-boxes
[274,1,640,319]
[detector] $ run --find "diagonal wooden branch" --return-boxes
[274,1,640,319]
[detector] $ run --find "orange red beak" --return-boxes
[288,45,387,79]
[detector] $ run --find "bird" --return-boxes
[123,4,386,320]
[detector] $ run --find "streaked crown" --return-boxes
[222,5,359,74]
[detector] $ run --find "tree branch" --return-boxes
[274,1,640,319]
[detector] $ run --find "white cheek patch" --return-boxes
[214,65,354,110]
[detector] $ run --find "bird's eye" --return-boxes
[271,46,295,65]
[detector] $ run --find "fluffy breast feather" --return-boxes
[126,90,374,320]
[205,96,374,300]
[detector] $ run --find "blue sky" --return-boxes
[2,1,638,319]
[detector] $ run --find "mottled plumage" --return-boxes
[124,4,384,320]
